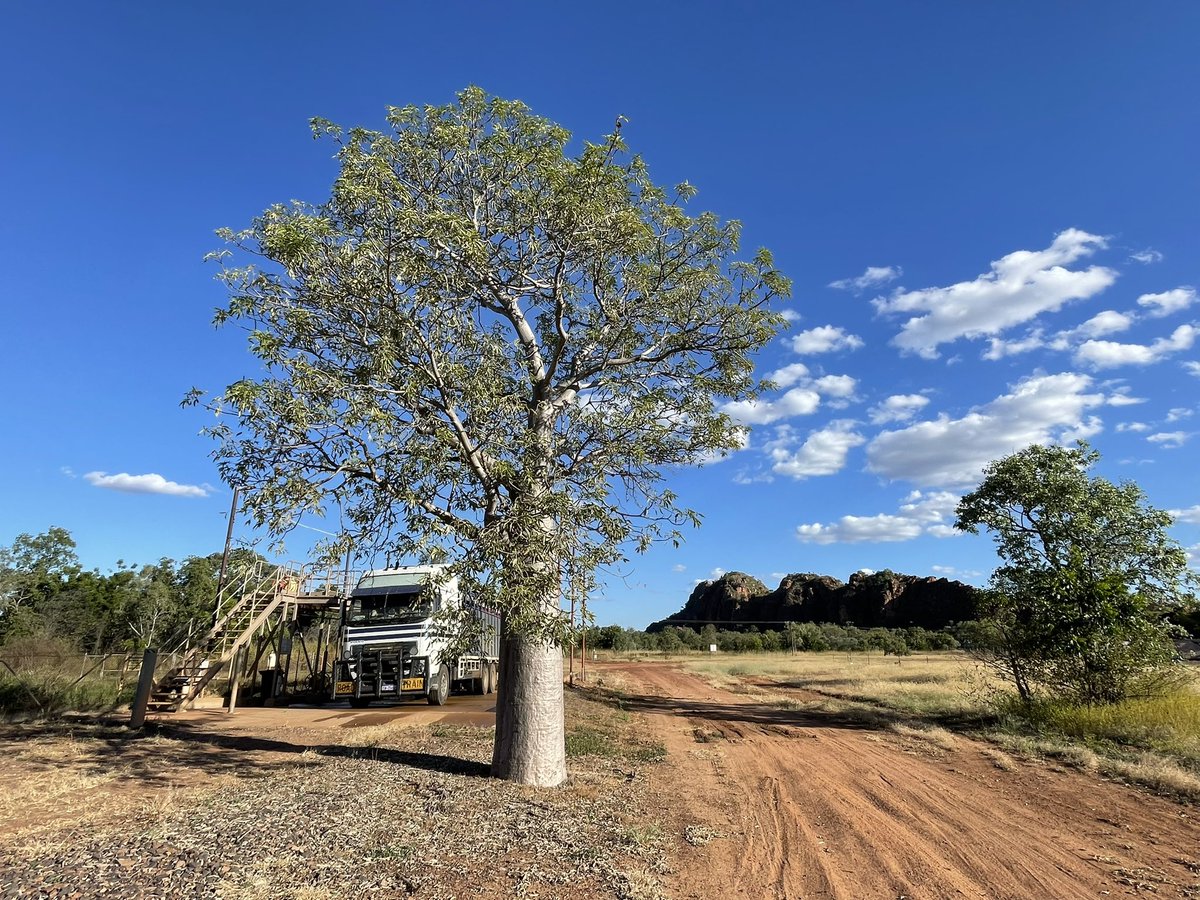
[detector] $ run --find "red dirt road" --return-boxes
[603,661,1200,900]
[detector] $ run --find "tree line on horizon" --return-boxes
[0,526,253,660]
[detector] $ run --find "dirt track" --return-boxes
[603,661,1200,900]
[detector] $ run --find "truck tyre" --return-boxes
[486,661,497,694]
[471,666,486,695]
[349,697,371,709]
[427,664,450,706]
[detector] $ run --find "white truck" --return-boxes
[331,565,500,707]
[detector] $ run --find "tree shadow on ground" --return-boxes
[0,716,490,787]
[153,721,492,777]
[575,682,995,734]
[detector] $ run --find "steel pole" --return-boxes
[213,486,240,628]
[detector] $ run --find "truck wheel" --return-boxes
[471,665,486,695]
[427,664,450,706]
[349,697,371,709]
[485,662,497,694]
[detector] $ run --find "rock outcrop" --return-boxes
[647,570,978,632]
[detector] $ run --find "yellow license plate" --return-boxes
[334,681,354,695]
[402,677,425,691]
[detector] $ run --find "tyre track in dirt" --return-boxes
[601,661,1200,900]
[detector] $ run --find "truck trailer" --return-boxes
[331,566,500,707]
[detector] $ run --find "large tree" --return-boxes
[955,442,1195,704]
[0,527,80,643]
[194,88,789,785]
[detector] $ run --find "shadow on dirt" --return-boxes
[0,716,490,785]
[575,682,994,734]
[155,722,492,777]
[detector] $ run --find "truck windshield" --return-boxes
[347,589,430,625]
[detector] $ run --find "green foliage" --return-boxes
[0,526,79,643]
[1172,606,1200,637]
[195,87,790,642]
[999,689,1200,760]
[955,442,1195,705]
[0,665,134,716]
[0,528,231,655]
[565,726,617,758]
[583,621,960,654]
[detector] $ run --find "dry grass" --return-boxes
[890,722,958,752]
[987,730,1200,800]
[687,652,1200,803]
[0,724,242,840]
[0,693,672,899]
[980,746,1018,771]
[683,651,997,721]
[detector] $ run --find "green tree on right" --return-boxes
[955,442,1196,705]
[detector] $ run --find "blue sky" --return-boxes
[3,3,1198,627]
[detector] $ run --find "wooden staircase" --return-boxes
[147,561,300,712]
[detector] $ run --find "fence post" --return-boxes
[227,647,243,714]
[129,648,159,729]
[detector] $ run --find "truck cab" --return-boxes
[332,566,498,707]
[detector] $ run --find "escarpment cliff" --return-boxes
[647,570,979,632]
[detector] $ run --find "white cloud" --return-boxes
[829,265,902,292]
[988,310,1136,361]
[1169,504,1200,525]
[931,564,982,578]
[1076,310,1135,339]
[1130,249,1163,265]
[1105,387,1146,406]
[1075,324,1198,369]
[811,374,858,399]
[1061,415,1104,443]
[982,331,1046,360]
[790,326,865,355]
[1167,407,1194,423]
[1184,361,1200,377]
[866,372,1106,487]
[1116,421,1151,432]
[730,369,859,425]
[868,393,930,424]
[722,387,821,425]
[768,362,811,387]
[672,564,687,573]
[875,229,1116,359]
[85,471,211,498]
[1137,287,1196,318]
[780,309,802,322]
[771,420,865,480]
[796,490,961,545]
[1147,431,1191,448]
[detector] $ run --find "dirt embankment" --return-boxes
[605,661,1200,900]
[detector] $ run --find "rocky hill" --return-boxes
[647,570,979,632]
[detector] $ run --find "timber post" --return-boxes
[129,647,159,729]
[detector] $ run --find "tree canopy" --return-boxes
[195,87,790,784]
[0,527,228,654]
[955,442,1195,704]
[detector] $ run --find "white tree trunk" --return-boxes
[491,615,566,787]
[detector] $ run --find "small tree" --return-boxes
[195,88,789,785]
[955,443,1194,704]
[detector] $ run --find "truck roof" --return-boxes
[354,565,456,592]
